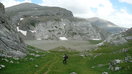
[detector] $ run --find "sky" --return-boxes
[0,0,132,28]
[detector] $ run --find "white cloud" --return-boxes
[0,0,132,28]
[0,0,31,7]
[41,0,132,28]
[119,0,132,4]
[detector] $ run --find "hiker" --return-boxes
[63,54,68,64]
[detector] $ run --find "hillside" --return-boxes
[5,3,125,41]
[0,40,131,74]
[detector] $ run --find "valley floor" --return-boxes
[25,40,98,51]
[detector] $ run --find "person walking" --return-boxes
[63,54,68,64]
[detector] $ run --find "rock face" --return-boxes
[98,28,132,45]
[104,34,127,45]
[34,18,107,40]
[0,2,26,58]
[5,3,125,40]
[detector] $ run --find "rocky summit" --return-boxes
[0,2,26,58]
[5,3,125,41]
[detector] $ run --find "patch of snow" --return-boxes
[17,27,27,36]
[37,38,42,40]
[59,37,68,40]
[107,24,116,27]
[30,30,36,33]
[20,18,24,21]
[63,24,66,26]
[92,38,101,40]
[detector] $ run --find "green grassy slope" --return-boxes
[0,41,132,74]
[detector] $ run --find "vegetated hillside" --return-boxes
[0,40,131,74]
[0,2,26,58]
[5,3,125,41]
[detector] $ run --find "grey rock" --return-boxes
[102,72,108,74]
[109,59,122,71]
[0,2,5,14]
[5,3,125,41]
[103,34,127,45]
[0,2,26,58]
[0,64,5,68]
[126,36,132,40]
[115,66,121,71]
[35,65,39,68]
[70,72,77,74]
[124,56,132,62]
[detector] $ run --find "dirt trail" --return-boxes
[34,53,59,74]
[44,54,59,74]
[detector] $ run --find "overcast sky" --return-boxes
[0,0,132,28]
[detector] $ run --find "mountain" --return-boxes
[0,3,26,58]
[87,17,125,33]
[5,3,125,40]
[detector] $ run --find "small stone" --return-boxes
[13,57,19,60]
[0,65,5,68]
[29,58,34,61]
[2,58,9,62]
[35,54,40,57]
[30,53,35,56]
[16,61,20,64]
[115,66,121,71]
[70,72,77,74]
[97,64,105,67]
[10,60,14,63]
[115,59,121,64]
[102,72,108,74]
[35,65,38,67]
[36,51,39,53]
[91,66,95,68]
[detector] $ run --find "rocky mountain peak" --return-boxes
[0,2,5,14]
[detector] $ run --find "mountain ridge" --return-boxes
[5,3,125,40]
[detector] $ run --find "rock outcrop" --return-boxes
[97,28,132,46]
[5,3,125,41]
[0,2,26,58]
